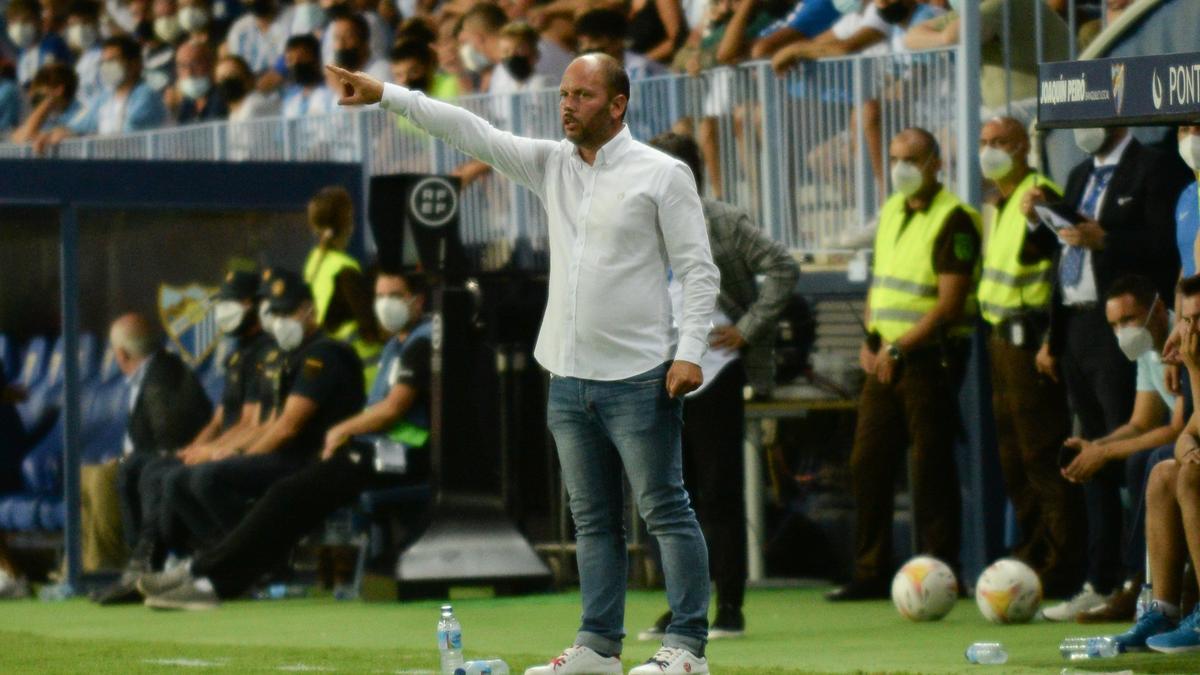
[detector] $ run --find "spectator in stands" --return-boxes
[489,20,546,92]
[7,0,72,88]
[456,2,505,82]
[281,33,336,117]
[167,270,364,553]
[1078,0,1130,51]
[177,0,217,43]
[143,0,187,94]
[328,10,389,81]
[0,62,17,135]
[574,7,665,81]
[389,38,439,94]
[1029,125,1191,623]
[170,39,227,122]
[140,269,432,609]
[715,0,838,65]
[637,132,799,639]
[65,0,104,107]
[769,0,888,73]
[828,127,979,602]
[627,0,687,65]
[319,0,392,68]
[90,313,212,604]
[903,0,1069,125]
[288,0,327,37]
[303,186,383,378]
[37,35,168,148]
[1110,274,1200,653]
[217,53,279,120]
[8,62,80,143]
[224,0,291,86]
[435,11,476,94]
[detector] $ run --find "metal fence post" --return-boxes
[754,61,785,244]
[59,203,82,592]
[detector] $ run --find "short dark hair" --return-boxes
[67,0,100,21]
[285,34,322,60]
[463,1,507,33]
[32,62,79,101]
[499,21,539,50]
[575,8,627,40]
[5,0,40,18]
[389,38,437,68]
[332,10,371,45]
[649,132,703,189]
[379,267,431,299]
[1178,274,1200,299]
[395,17,436,45]
[102,35,141,62]
[1106,274,1158,309]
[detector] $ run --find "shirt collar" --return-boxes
[125,352,155,388]
[1094,132,1133,169]
[586,125,633,167]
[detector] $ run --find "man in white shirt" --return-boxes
[327,52,719,675]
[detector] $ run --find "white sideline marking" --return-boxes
[142,658,227,668]
[276,665,336,672]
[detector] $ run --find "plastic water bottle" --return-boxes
[1059,637,1119,660]
[437,604,464,674]
[454,660,510,675]
[1135,583,1154,621]
[255,583,308,600]
[964,642,1008,665]
[37,582,74,602]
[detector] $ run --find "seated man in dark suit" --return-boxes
[139,269,431,609]
[92,313,212,603]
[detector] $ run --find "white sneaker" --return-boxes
[524,646,623,674]
[628,647,709,674]
[1041,583,1105,622]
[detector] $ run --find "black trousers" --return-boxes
[192,443,429,598]
[166,452,308,548]
[117,452,156,551]
[127,455,184,567]
[681,362,747,612]
[1060,305,1136,594]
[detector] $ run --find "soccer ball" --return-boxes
[975,558,1043,624]
[891,556,958,621]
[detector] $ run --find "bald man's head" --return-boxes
[570,53,629,105]
[889,127,942,197]
[559,53,629,147]
[109,313,159,376]
[979,116,1030,182]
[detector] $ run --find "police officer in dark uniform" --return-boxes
[138,269,433,609]
[169,269,365,549]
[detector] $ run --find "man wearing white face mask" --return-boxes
[976,116,1084,600]
[5,0,72,88]
[1026,125,1191,622]
[172,40,227,122]
[65,0,105,108]
[828,127,981,601]
[139,270,432,610]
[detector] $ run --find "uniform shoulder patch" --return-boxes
[953,232,975,262]
[303,357,324,379]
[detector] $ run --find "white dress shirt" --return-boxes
[1061,132,1133,305]
[380,83,719,380]
[122,354,154,456]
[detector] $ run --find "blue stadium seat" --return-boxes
[0,493,62,531]
[81,380,130,465]
[15,336,49,389]
[14,337,64,445]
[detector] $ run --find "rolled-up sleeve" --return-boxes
[657,162,720,365]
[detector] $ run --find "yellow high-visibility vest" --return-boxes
[978,172,1059,326]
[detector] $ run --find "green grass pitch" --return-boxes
[0,587,1197,673]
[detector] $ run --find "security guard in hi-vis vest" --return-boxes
[977,117,1084,598]
[828,128,982,602]
[303,186,384,390]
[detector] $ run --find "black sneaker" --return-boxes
[710,606,744,639]
[825,578,889,602]
[636,610,672,641]
[93,574,142,606]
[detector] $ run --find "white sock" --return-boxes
[194,577,214,593]
[1153,599,1180,619]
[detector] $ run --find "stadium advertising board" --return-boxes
[1039,51,1200,128]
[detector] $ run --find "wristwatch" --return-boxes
[886,344,903,362]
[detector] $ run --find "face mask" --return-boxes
[458,42,491,73]
[503,55,533,82]
[258,300,272,330]
[979,146,1014,181]
[248,0,275,18]
[290,61,322,86]
[180,75,211,99]
[214,301,248,334]
[216,76,248,102]
[155,15,183,42]
[67,23,98,51]
[1074,127,1108,155]
[1115,295,1158,361]
[832,0,860,14]
[374,296,411,334]
[890,160,925,197]
[292,2,325,33]
[178,6,210,31]
[100,60,126,89]
[1179,134,1200,172]
[272,316,305,351]
[7,22,37,49]
[334,47,361,70]
[878,2,910,25]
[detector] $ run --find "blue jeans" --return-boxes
[548,362,710,657]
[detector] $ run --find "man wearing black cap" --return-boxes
[94,269,277,604]
[172,269,365,549]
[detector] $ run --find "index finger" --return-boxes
[325,64,353,80]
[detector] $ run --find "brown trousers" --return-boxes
[80,460,128,571]
[988,335,1085,590]
[850,346,965,581]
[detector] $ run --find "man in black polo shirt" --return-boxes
[139,269,431,609]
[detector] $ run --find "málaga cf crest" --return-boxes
[1111,62,1126,115]
[158,283,219,367]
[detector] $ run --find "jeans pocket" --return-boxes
[619,363,670,386]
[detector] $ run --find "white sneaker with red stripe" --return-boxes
[627,646,709,674]
[523,645,623,674]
